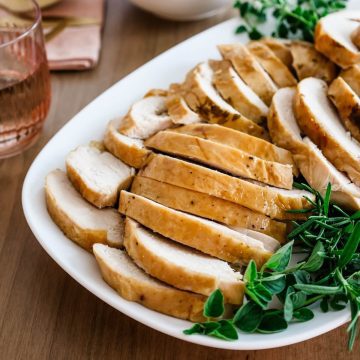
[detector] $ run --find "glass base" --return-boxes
[0,126,42,159]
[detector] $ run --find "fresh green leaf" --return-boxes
[330,294,348,311]
[245,283,272,309]
[249,28,263,40]
[202,322,221,335]
[284,288,294,321]
[240,2,249,16]
[292,291,307,309]
[257,313,288,333]
[261,273,286,281]
[262,241,294,272]
[183,323,203,335]
[323,183,332,216]
[276,273,298,304]
[288,220,316,238]
[208,320,238,341]
[278,23,289,38]
[245,287,265,309]
[338,222,360,269]
[236,25,248,34]
[293,270,311,284]
[345,222,355,234]
[233,302,264,332]
[244,260,258,284]
[203,289,224,318]
[262,276,286,294]
[302,241,325,272]
[350,211,360,220]
[183,322,222,336]
[252,283,273,303]
[320,297,329,313]
[293,308,314,322]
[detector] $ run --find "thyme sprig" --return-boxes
[184,183,360,350]
[234,0,348,41]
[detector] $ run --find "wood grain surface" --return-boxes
[0,1,358,359]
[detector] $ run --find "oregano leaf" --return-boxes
[208,320,238,341]
[293,308,314,322]
[301,241,325,272]
[262,241,294,272]
[244,259,258,284]
[203,289,224,318]
[257,313,288,333]
[233,302,264,332]
[183,323,203,335]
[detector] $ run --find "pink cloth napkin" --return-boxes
[42,0,105,71]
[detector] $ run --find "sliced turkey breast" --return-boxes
[182,62,241,123]
[145,131,293,189]
[295,77,360,186]
[45,170,123,251]
[247,41,297,87]
[173,123,296,170]
[66,143,135,208]
[93,244,206,322]
[119,191,278,265]
[221,118,270,140]
[218,44,278,105]
[294,138,360,211]
[139,154,314,220]
[268,87,307,154]
[209,59,268,123]
[144,88,168,97]
[289,41,337,83]
[182,62,269,137]
[341,65,360,96]
[351,24,360,49]
[259,37,293,69]
[267,87,360,210]
[130,176,288,243]
[124,218,244,304]
[103,118,152,169]
[166,83,201,125]
[119,94,172,139]
[315,11,360,68]
[231,227,283,252]
[328,77,360,142]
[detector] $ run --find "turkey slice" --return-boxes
[295,77,360,186]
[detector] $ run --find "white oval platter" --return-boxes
[22,2,358,350]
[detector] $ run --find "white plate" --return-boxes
[22,5,358,349]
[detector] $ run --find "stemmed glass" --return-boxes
[0,0,51,159]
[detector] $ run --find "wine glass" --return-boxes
[0,0,51,159]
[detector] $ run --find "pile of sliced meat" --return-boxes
[45,10,360,322]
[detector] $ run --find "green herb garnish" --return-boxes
[233,0,348,41]
[184,183,360,350]
[184,290,239,340]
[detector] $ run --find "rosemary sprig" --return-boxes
[234,0,348,41]
[184,183,360,350]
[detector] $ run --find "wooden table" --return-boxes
[0,1,358,358]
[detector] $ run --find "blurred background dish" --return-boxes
[0,0,62,12]
[129,0,232,21]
